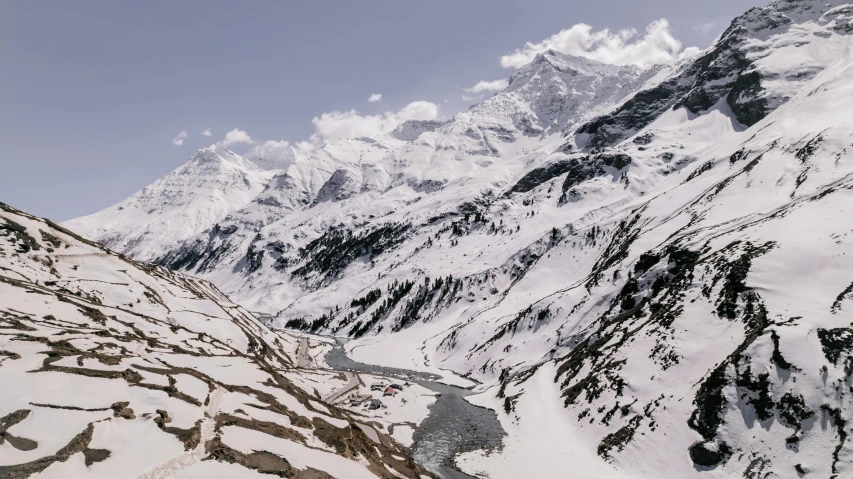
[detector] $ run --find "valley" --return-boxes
[7,0,853,477]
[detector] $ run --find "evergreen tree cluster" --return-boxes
[395,275,463,331]
[350,288,382,309]
[291,222,411,281]
[349,279,415,338]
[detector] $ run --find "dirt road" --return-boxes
[322,371,359,404]
[296,337,311,368]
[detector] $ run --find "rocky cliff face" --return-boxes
[575,0,844,150]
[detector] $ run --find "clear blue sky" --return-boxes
[0,0,762,221]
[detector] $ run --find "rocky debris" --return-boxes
[111,401,136,419]
[0,423,95,478]
[0,409,39,452]
[0,409,31,438]
[0,349,21,361]
[82,448,111,466]
[689,441,732,467]
[213,413,306,444]
[205,436,333,478]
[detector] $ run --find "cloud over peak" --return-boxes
[500,19,698,69]
[201,128,212,137]
[171,131,188,146]
[367,93,382,103]
[465,79,509,93]
[311,100,439,142]
[218,128,254,148]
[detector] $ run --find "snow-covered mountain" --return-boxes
[65,1,853,477]
[0,201,432,478]
[64,143,296,261]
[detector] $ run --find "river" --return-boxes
[324,340,506,479]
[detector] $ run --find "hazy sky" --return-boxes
[1,0,763,221]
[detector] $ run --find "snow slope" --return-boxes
[64,0,853,477]
[0,202,432,478]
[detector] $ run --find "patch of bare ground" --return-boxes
[0,422,96,478]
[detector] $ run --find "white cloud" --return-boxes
[465,79,509,93]
[367,93,382,103]
[171,131,188,146]
[462,94,483,102]
[397,101,439,121]
[261,139,289,148]
[500,19,696,69]
[295,140,317,154]
[680,46,702,60]
[201,128,212,137]
[311,100,439,142]
[218,128,255,148]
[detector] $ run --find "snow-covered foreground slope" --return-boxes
[65,0,853,477]
[0,202,432,478]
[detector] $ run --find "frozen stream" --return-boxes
[324,340,505,479]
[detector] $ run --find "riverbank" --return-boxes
[322,338,506,479]
[343,324,477,389]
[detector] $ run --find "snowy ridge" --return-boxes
[64,144,294,261]
[0,202,432,478]
[64,1,853,477]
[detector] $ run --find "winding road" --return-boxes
[295,336,359,404]
[296,337,311,368]
[322,371,359,404]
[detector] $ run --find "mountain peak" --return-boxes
[524,50,639,77]
[188,144,242,166]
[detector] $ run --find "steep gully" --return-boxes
[299,337,506,479]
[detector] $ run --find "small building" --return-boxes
[348,394,371,406]
[368,399,383,410]
[390,384,403,391]
[383,386,398,397]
